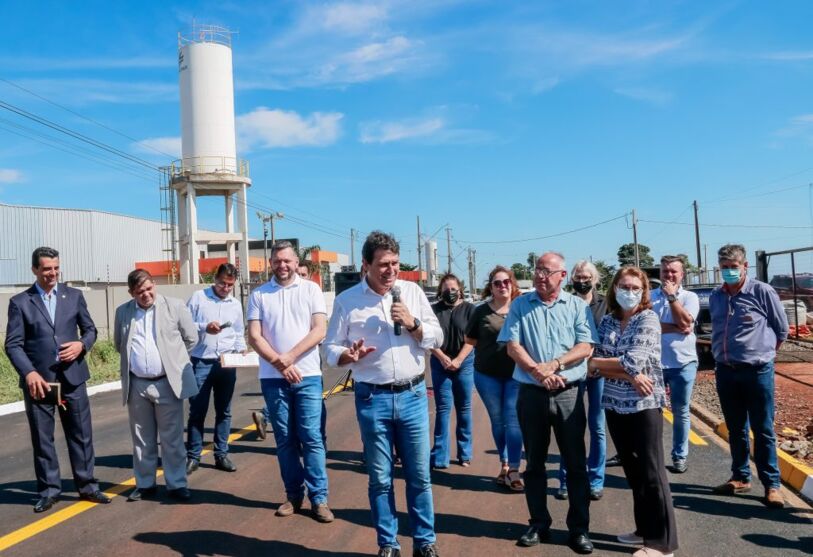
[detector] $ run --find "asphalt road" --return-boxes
[0,368,811,557]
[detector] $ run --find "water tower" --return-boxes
[424,239,438,287]
[164,24,251,284]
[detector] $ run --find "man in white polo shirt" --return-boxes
[247,241,333,523]
[651,255,700,474]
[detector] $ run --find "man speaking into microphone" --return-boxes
[325,231,443,557]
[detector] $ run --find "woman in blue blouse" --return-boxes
[588,267,678,557]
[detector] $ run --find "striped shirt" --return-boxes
[597,309,666,414]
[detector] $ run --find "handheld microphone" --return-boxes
[391,285,402,336]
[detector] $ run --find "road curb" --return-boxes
[691,400,813,501]
[0,380,121,417]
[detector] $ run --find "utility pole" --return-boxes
[350,228,357,269]
[446,227,453,273]
[693,200,702,270]
[632,209,640,267]
[258,210,284,280]
[467,247,477,297]
[416,216,423,287]
[257,211,269,281]
[704,244,709,282]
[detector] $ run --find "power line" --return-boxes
[457,214,628,244]
[0,78,177,159]
[0,99,160,172]
[639,218,813,230]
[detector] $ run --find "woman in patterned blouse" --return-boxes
[587,267,678,557]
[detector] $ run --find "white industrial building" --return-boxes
[0,202,170,287]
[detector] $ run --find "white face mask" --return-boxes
[615,287,642,311]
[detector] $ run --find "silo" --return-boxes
[425,239,438,287]
[178,26,237,173]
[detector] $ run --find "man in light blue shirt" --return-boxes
[185,263,246,474]
[498,252,597,555]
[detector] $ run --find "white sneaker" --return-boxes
[632,548,674,557]
[617,531,644,544]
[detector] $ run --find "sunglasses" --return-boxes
[491,279,511,288]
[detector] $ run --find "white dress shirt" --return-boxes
[129,305,164,378]
[247,275,327,379]
[187,287,247,359]
[324,278,443,384]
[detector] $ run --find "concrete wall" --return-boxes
[1,285,337,339]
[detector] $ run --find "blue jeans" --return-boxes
[261,394,327,444]
[473,372,522,468]
[261,376,328,504]
[186,357,237,460]
[663,361,698,461]
[430,353,474,468]
[355,380,435,550]
[558,376,606,491]
[715,361,780,489]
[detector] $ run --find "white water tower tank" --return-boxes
[178,25,237,173]
[425,239,438,286]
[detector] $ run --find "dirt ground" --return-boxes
[692,362,813,466]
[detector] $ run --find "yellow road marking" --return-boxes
[0,424,256,553]
[663,408,708,446]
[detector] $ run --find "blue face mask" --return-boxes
[721,268,741,285]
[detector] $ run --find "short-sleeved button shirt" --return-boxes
[497,290,598,385]
[247,275,327,379]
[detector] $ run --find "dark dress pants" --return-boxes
[23,381,99,498]
[606,408,678,554]
[518,383,590,534]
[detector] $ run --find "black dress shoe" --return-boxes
[167,487,192,501]
[80,490,111,504]
[606,454,622,467]
[517,525,549,547]
[568,533,594,555]
[186,458,200,474]
[412,543,439,557]
[127,486,157,502]
[33,496,57,513]
[377,547,401,557]
[215,455,237,472]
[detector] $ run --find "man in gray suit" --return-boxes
[114,269,198,502]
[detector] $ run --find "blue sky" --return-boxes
[2,0,813,282]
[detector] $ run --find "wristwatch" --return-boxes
[666,293,678,303]
[407,318,422,332]
[554,358,566,371]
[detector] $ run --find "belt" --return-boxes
[360,374,424,393]
[521,380,578,393]
[130,371,166,381]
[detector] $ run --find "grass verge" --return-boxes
[0,339,120,405]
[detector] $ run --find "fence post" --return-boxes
[755,250,768,282]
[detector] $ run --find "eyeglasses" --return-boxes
[534,267,565,278]
[616,285,642,294]
[491,279,511,288]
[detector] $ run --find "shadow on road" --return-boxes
[133,530,369,556]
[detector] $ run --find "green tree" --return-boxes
[527,252,537,269]
[399,262,417,271]
[511,262,530,280]
[593,260,616,293]
[297,244,321,273]
[617,243,654,267]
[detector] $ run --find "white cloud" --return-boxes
[13,78,175,105]
[775,114,813,138]
[311,35,423,85]
[360,117,444,143]
[237,107,343,150]
[134,137,181,158]
[761,51,813,61]
[0,169,23,183]
[0,56,173,71]
[614,87,673,106]
[319,3,388,35]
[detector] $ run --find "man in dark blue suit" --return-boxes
[4,247,111,512]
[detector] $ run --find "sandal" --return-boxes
[506,469,524,492]
[497,468,508,485]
